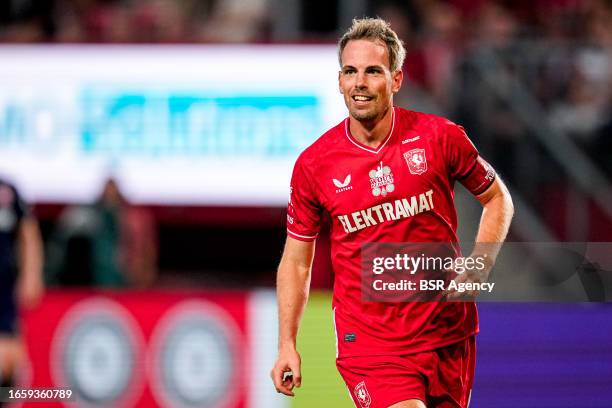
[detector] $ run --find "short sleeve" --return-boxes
[286,156,322,241]
[445,122,496,195]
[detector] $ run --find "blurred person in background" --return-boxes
[196,0,270,42]
[0,177,43,390]
[46,178,157,288]
[453,1,526,185]
[0,0,268,43]
[374,3,444,116]
[271,17,513,408]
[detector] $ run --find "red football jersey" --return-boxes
[287,107,496,358]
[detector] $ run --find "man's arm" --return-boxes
[448,177,514,299]
[270,236,316,396]
[17,217,44,308]
[474,176,514,242]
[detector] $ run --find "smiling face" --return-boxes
[339,39,403,123]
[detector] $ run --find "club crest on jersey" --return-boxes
[369,162,394,197]
[333,174,353,193]
[404,148,428,175]
[354,381,371,408]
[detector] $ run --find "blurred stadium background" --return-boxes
[0,0,611,407]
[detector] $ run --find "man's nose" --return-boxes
[355,71,367,89]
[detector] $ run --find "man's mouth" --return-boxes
[352,95,373,102]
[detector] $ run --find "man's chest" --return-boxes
[316,139,450,217]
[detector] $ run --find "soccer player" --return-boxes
[0,178,44,390]
[270,18,514,408]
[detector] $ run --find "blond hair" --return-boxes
[338,17,406,72]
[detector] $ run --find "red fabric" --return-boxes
[337,336,476,408]
[287,107,495,357]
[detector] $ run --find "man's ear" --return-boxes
[338,70,343,94]
[392,69,403,93]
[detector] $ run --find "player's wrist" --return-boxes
[278,340,297,352]
[471,242,501,266]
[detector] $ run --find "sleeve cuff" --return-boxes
[287,228,318,242]
[472,173,496,196]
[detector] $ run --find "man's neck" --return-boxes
[349,107,394,148]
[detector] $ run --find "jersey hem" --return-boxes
[335,330,479,360]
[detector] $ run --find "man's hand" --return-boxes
[270,346,302,396]
[446,254,493,300]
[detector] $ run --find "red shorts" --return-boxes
[336,336,475,408]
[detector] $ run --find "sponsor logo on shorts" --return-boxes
[354,381,371,408]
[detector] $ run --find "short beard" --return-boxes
[349,107,379,122]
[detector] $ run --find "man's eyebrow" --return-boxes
[341,64,386,70]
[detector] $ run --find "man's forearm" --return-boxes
[277,261,311,349]
[476,197,513,243]
[19,218,44,280]
[276,237,315,349]
[473,178,514,263]
[271,238,314,395]
[447,179,514,299]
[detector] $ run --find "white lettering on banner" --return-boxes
[337,189,435,234]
